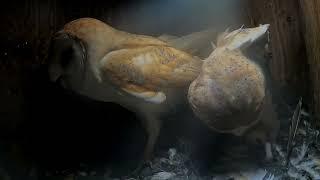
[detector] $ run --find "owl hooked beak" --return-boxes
[48,64,69,89]
[48,63,63,82]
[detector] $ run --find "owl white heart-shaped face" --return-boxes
[48,33,87,92]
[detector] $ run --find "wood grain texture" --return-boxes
[247,0,308,96]
[299,0,320,121]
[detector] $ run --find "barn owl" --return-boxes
[47,18,203,163]
[188,24,280,160]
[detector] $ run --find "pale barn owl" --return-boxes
[47,18,203,163]
[188,24,280,160]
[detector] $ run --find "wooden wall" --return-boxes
[247,0,320,123]
[299,0,320,121]
[247,0,308,96]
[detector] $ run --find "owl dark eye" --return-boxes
[60,47,74,68]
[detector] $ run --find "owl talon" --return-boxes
[130,160,152,177]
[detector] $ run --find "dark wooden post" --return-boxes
[247,0,308,98]
[299,0,320,122]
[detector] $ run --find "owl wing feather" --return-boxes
[99,46,202,103]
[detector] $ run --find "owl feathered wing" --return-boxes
[99,46,202,104]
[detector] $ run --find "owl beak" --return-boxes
[48,64,63,83]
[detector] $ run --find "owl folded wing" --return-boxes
[98,46,202,104]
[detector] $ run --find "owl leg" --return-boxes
[130,115,161,175]
[265,142,273,161]
[142,115,161,161]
